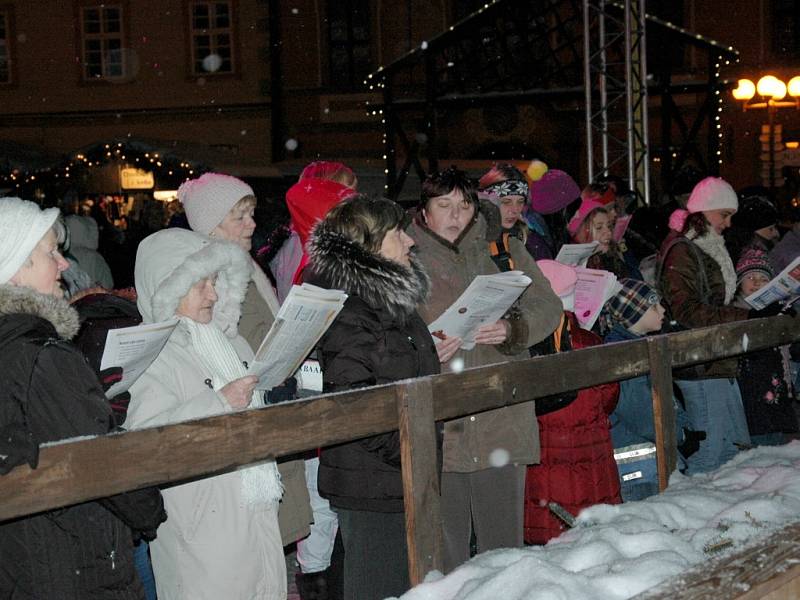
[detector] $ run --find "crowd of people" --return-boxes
[0,158,798,600]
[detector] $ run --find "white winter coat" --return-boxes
[128,229,286,600]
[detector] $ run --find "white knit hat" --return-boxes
[669,177,738,231]
[178,173,255,235]
[686,177,738,214]
[0,197,60,284]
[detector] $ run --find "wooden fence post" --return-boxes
[397,378,443,585]
[647,335,677,491]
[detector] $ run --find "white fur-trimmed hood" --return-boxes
[135,229,252,336]
[0,284,80,339]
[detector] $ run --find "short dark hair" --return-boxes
[420,166,478,209]
[321,194,408,253]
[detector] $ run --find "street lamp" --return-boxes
[732,75,800,188]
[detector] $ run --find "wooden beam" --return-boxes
[0,317,797,522]
[397,379,443,584]
[637,522,800,599]
[647,336,676,491]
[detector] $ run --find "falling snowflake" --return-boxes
[489,448,510,468]
[202,54,223,73]
[420,41,428,50]
[285,138,299,151]
[450,357,464,373]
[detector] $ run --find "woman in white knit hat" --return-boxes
[178,172,281,351]
[178,172,315,566]
[657,177,766,475]
[0,197,166,599]
[127,228,286,599]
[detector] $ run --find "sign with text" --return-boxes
[120,167,154,190]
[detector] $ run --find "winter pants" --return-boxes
[334,508,409,600]
[676,378,750,475]
[440,464,526,573]
[297,457,339,573]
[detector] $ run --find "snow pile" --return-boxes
[393,442,800,600]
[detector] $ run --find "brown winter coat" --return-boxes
[658,230,748,379]
[408,205,563,473]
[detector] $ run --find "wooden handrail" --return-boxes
[1,316,798,585]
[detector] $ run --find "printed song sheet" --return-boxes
[573,267,620,331]
[100,319,178,397]
[745,256,800,310]
[428,271,531,350]
[555,242,600,267]
[248,284,347,391]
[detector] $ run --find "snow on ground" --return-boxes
[392,441,800,600]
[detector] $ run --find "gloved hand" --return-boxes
[99,366,123,394]
[678,428,706,460]
[748,303,784,319]
[0,423,39,475]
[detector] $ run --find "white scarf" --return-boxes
[180,317,283,505]
[686,228,737,305]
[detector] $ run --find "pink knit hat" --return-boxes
[669,176,738,231]
[179,172,255,235]
[566,198,606,237]
[537,259,577,311]
[529,169,581,215]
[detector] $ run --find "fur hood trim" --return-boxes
[307,223,430,321]
[135,229,252,337]
[0,284,80,339]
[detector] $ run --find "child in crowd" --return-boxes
[524,260,621,543]
[568,197,642,281]
[732,249,798,446]
[602,279,699,501]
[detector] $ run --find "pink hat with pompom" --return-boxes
[669,176,738,231]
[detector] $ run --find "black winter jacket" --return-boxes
[306,225,440,513]
[0,285,166,600]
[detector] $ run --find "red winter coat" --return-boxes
[524,313,621,544]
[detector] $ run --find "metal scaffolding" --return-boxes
[583,0,650,203]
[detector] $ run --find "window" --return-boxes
[189,1,235,75]
[771,0,800,59]
[80,4,126,81]
[327,0,371,91]
[0,8,12,84]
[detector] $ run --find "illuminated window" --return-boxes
[80,4,126,81]
[190,1,235,75]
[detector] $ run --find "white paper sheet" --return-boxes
[745,256,800,310]
[427,271,532,350]
[100,319,178,397]
[247,284,347,391]
[555,242,600,267]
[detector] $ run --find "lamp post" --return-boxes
[732,75,800,189]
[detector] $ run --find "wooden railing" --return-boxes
[1,316,798,589]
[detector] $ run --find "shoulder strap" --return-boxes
[488,232,516,272]
[656,236,712,304]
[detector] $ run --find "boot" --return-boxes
[296,571,329,600]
